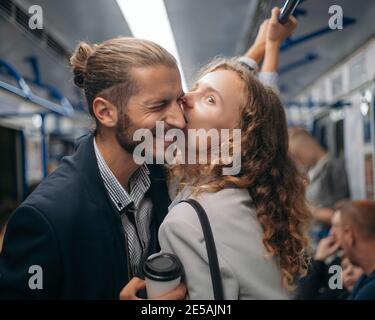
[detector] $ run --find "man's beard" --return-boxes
[115,111,141,155]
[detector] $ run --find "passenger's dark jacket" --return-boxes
[0,133,171,299]
[349,270,375,300]
[294,257,349,300]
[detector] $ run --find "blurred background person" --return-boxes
[341,257,364,295]
[289,128,350,218]
[295,205,365,299]
[335,200,375,299]
[295,208,345,299]
[289,127,350,244]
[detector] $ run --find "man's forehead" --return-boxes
[130,66,182,100]
[131,65,180,84]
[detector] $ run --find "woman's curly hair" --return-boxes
[170,57,312,289]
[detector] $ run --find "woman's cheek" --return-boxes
[188,104,207,128]
[197,109,220,130]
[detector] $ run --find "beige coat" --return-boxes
[158,187,289,300]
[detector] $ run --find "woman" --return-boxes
[152,9,311,300]
[157,56,311,299]
[119,8,310,300]
[159,8,312,297]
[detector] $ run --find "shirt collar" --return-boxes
[93,137,150,212]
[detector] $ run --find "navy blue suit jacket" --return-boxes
[0,133,171,299]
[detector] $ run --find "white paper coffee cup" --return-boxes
[143,253,184,299]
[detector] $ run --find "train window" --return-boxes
[0,125,25,203]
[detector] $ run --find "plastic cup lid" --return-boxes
[143,253,184,282]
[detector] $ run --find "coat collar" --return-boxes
[71,132,171,222]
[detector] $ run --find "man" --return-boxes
[335,200,375,300]
[0,38,187,299]
[295,209,345,299]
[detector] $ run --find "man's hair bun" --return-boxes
[70,41,95,88]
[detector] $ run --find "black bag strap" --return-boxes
[180,199,224,300]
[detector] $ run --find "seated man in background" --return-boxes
[336,200,375,300]
[295,206,363,299]
[295,208,343,299]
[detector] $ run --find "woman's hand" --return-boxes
[245,7,297,67]
[119,277,187,300]
[267,7,297,46]
[245,20,270,64]
[261,7,298,73]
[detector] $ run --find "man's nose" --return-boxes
[165,101,186,130]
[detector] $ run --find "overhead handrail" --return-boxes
[285,99,352,108]
[279,53,319,74]
[25,57,75,116]
[0,59,32,98]
[281,17,356,52]
[0,59,74,117]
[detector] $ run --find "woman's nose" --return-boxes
[182,93,194,109]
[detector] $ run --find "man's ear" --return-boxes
[92,97,118,128]
[344,225,355,248]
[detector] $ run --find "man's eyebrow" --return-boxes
[144,92,185,105]
[140,97,167,106]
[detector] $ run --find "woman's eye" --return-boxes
[207,96,215,104]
